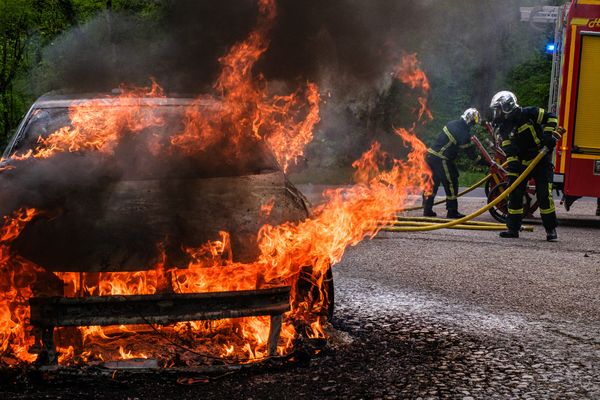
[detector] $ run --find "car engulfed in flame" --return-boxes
[0,0,333,365]
[0,93,334,366]
[0,0,434,367]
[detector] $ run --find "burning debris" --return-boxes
[0,0,432,368]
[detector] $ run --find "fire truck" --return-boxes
[541,1,600,209]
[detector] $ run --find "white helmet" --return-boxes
[461,108,480,126]
[490,91,519,119]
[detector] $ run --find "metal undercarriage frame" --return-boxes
[29,286,291,365]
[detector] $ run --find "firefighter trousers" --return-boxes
[506,156,557,232]
[423,154,459,212]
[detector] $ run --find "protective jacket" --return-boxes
[427,119,482,163]
[498,106,558,173]
[496,107,558,232]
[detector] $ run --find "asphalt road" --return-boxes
[329,191,600,398]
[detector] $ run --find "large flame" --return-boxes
[169,0,319,172]
[0,208,40,363]
[0,0,433,366]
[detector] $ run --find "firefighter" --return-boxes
[489,91,559,241]
[423,108,487,218]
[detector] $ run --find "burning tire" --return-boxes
[294,265,335,333]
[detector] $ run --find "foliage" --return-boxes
[458,170,486,188]
[0,0,80,144]
[505,53,553,107]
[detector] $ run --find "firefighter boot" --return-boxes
[499,230,519,238]
[423,209,437,217]
[422,195,437,217]
[446,210,465,219]
[546,228,558,242]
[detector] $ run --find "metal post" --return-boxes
[41,327,57,365]
[267,314,283,357]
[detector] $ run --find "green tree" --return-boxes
[0,0,77,145]
[0,0,34,142]
[505,52,553,107]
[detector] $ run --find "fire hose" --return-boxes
[395,216,504,226]
[386,216,534,232]
[385,221,529,231]
[381,145,553,233]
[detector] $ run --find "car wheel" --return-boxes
[295,265,334,323]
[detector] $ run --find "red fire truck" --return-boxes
[549,1,600,209]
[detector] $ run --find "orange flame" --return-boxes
[118,346,147,360]
[2,1,318,175]
[40,122,431,365]
[0,208,40,363]
[0,137,432,365]
[169,0,319,172]
[394,53,432,122]
[10,81,165,161]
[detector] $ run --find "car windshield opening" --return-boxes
[8,104,281,179]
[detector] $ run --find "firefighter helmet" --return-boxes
[461,108,480,126]
[490,91,519,119]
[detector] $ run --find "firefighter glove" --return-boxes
[542,134,557,150]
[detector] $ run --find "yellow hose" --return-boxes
[392,216,505,226]
[391,217,534,231]
[386,225,504,231]
[383,225,503,231]
[386,149,549,232]
[381,221,534,232]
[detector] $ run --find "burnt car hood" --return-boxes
[11,171,309,272]
[1,95,311,273]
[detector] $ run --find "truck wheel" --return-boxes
[487,182,509,223]
[484,179,493,196]
[488,182,533,224]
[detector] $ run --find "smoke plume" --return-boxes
[1,0,552,271]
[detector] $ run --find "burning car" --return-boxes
[0,92,333,365]
[0,0,432,368]
[0,0,337,366]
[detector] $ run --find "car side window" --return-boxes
[8,108,71,157]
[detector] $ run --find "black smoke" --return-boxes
[33,1,552,112]
[34,0,430,94]
[2,0,552,273]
